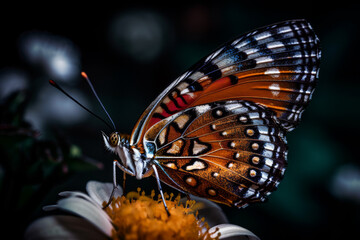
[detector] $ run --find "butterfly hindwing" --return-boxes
[144,100,287,208]
[131,19,321,146]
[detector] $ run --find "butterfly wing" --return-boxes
[131,19,321,147]
[144,100,287,208]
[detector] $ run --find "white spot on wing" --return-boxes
[264,143,275,151]
[185,160,206,171]
[265,68,280,78]
[267,41,285,49]
[180,88,190,95]
[195,104,211,114]
[248,112,260,119]
[244,48,258,55]
[256,56,273,64]
[225,103,243,111]
[192,141,208,155]
[254,31,272,41]
[174,114,190,129]
[277,26,292,34]
[259,172,269,184]
[159,128,167,145]
[269,83,280,97]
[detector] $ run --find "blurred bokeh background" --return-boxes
[1,1,359,239]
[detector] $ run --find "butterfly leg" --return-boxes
[186,194,191,201]
[152,164,170,217]
[122,171,126,193]
[103,160,120,209]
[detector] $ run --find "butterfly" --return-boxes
[52,19,321,211]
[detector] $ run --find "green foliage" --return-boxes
[0,91,100,238]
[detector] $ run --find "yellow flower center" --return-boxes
[104,188,220,240]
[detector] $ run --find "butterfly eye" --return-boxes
[109,132,119,147]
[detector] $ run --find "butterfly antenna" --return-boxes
[81,72,117,130]
[49,79,114,131]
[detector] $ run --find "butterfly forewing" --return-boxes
[144,100,287,208]
[131,19,320,146]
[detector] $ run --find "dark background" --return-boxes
[1,1,360,239]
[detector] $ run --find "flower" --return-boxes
[25,181,260,240]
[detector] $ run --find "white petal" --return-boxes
[25,215,108,240]
[211,224,260,240]
[42,205,58,211]
[59,191,99,206]
[43,191,100,211]
[55,196,114,237]
[86,181,123,206]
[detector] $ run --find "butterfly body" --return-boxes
[103,19,320,208]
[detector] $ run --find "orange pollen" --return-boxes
[103,188,220,240]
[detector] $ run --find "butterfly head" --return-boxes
[102,131,135,174]
[102,131,152,179]
[102,131,122,149]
